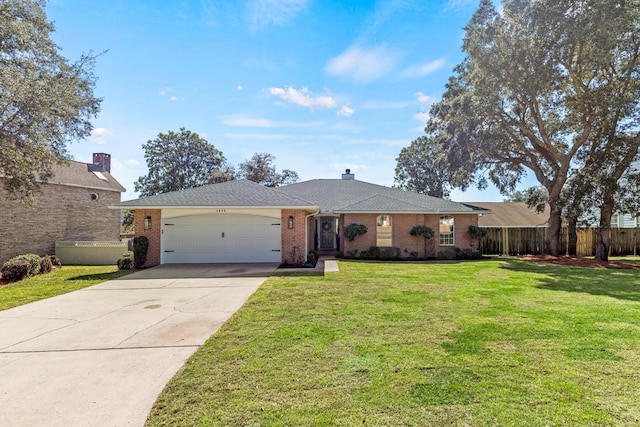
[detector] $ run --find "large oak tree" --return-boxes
[421,0,640,257]
[0,0,102,201]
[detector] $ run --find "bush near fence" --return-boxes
[480,227,640,257]
[55,241,129,265]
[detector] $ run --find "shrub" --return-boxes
[1,259,32,282]
[359,246,400,261]
[410,225,434,258]
[436,248,457,260]
[48,255,62,267]
[117,252,135,270]
[11,254,41,276]
[306,251,318,266]
[344,223,368,241]
[40,256,53,274]
[458,248,482,260]
[133,236,149,268]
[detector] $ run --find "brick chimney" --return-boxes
[341,168,355,180]
[93,153,111,173]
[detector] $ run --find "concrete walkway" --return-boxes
[0,263,277,427]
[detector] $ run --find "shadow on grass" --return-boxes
[65,270,137,282]
[502,260,640,302]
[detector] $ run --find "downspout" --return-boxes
[305,208,320,254]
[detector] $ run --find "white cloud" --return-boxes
[337,105,355,118]
[330,163,367,172]
[236,85,243,90]
[158,87,171,96]
[169,96,184,102]
[325,44,400,84]
[414,91,436,105]
[399,58,446,78]
[89,127,114,145]
[268,86,338,110]
[247,0,310,31]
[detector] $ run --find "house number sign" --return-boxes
[216,209,226,213]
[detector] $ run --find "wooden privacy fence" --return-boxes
[55,241,129,265]
[480,227,640,257]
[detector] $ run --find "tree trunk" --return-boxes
[595,196,614,261]
[546,200,563,256]
[567,217,578,256]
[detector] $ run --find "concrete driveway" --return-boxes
[0,263,277,427]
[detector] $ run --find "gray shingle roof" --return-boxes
[114,179,316,208]
[113,177,490,215]
[42,160,126,192]
[276,179,489,214]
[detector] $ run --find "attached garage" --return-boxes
[162,212,282,263]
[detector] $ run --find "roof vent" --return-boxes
[342,169,355,180]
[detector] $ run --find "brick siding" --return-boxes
[133,209,162,267]
[281,209,309,264]
[0,183,121,263]
[340,213,479,258]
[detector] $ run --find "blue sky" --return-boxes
[46,0,505,202]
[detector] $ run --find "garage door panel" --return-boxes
[162,214,281,263]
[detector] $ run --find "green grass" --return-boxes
[0,265,135,310]
[147,259,640,426]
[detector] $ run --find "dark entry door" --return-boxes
[319,217,335,249]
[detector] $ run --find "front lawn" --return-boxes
[147,259,640,426]
[0,265,135,310]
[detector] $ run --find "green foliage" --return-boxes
[11,253,41,275]
[424,0,640,256]
[39,255,52,274]
[359,246,400,260]
[134,128,234,197]
[343,223,367,242]
[306,251,318,266]
[133,236,149,269]
[411,224,435,258]
[436,248,457,260]
[410,225,434,239]
[1,259,31,282]
[117,252,135,270]
[394,136,453,198]
[48,255,62,267]
[467,225,487,241]
[122,209,135,234]
[236,152,299,187]
[0,0,102,201]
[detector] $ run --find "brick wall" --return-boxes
[281,209,309,265]
[0,183,121,264]
[339,213,479,259]
[133,209,162,267]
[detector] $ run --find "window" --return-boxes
[439,216,454,246]
[376,215,392,247]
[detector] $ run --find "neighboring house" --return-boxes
[472,202,549,229]
[113,170,490,267]
[0,153,126,263]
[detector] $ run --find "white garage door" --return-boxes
[162,214,281,263]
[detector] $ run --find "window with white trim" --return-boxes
[439,215,454,246]
[376,215,392,247]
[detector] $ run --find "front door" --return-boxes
[319,217,335,249]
